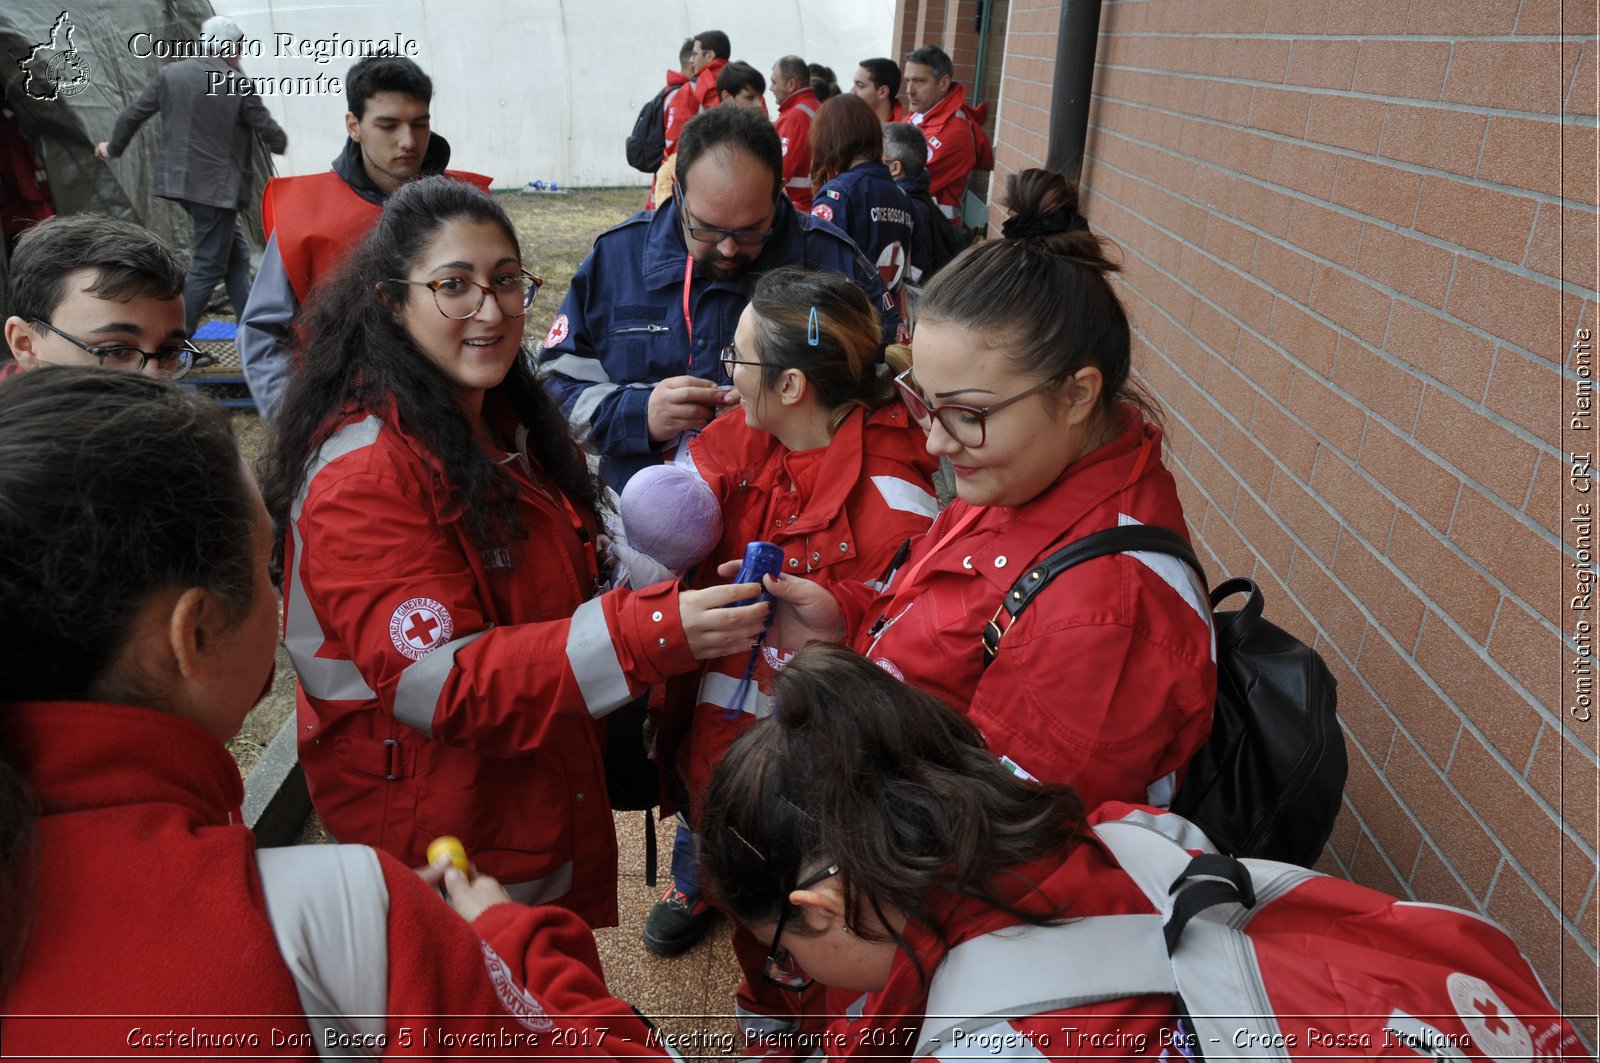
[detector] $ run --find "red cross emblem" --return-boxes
[389,596,454,660]
[877,240,906,290]
[544,313,569,349]
[1474,999,1511,1037]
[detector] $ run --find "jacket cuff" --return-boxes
[614,580,697,683]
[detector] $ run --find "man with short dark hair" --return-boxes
[853,57,906,122]
[95,16,286,355]
[903,43,994,222]
[717,61,767,111]
[769,54,819,211]
[2,214,193,380]
[663,30,730,163]
[541,103,900,491]
[236,54,489,420]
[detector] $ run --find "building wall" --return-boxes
[902,0,1599,1038]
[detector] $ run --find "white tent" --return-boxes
[208,0,896,188]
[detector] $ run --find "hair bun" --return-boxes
[1001,206,1088,241]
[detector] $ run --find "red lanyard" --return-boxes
[682,253,696,373]
[882,504,986,612]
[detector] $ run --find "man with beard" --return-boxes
[541,104,900,492]
[235,54,489,420]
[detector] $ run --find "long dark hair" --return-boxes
[698,644,1087,984]
[0,367,259,990]
[744,267,908,436]
[258,176,599,557]
[920,168,1159,424]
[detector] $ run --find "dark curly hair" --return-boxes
[258,176,600,563]
[698,643,1087,985]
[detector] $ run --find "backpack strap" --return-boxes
[914,916,1175,1058]
[255,845,390,1057]
[982,525,1205,666]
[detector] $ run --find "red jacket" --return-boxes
[0,700,672,1059]
[664,58,726,158]
[842,405,1216,811]
[261,168,491,302]
[909,82,993,219]
[826,808,1176,1063]
[662,404,939,813]
[283,394,697,927]
[774,87,821,211]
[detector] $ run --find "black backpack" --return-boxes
[908,188,974,280]
[625,85,675,173]
[981,524,1346,868]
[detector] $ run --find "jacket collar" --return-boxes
[666,68,691,88]
[779,87,820,116]
[7,700,244,824]
[912,80,968,125]
[331,131,455,205]
[895,168,931,195]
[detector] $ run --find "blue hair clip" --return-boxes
[807,306,820,347]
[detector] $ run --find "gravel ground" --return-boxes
[224,185,744,1050]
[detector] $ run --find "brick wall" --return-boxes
[905,0,1599,1039]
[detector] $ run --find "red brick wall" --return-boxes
[903,0,1599,1039]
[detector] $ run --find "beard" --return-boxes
[692,246,760,281]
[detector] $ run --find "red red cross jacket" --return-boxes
[839,404,1216,811]
[909,82,993,220]
[283,393,697,927]
[821,808,1177,1063]
[0,700,673,1059]
[774,87,821,211]
[659,403,940,816]
[664,59,726,158]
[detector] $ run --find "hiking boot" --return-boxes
[642,883,716,956]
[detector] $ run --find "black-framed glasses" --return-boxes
[894,367,1065,448]
[387,269,543,320]
[675,180,781,247]
[763,864,840,992]
[30,319,198,379]
[720,343,763,376]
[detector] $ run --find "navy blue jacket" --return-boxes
[894,167,940,285]
[812,161,915,293]
[538,197,900,489]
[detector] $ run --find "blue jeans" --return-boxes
[181,201,252,337]
[670,816,700,897]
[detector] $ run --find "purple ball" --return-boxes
[620,464,724,572]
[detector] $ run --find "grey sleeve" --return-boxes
[240,89,288,154]
[238,234,297,422]
[107,75,162,157]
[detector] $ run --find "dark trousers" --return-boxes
[181,200,252,337]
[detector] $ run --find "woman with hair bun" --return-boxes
[765,167,1217,814]
[649,266,938,1033]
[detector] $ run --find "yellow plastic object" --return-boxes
[426,835,468,874]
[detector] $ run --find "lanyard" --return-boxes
[880,504,986,614]
[682,253,696,373]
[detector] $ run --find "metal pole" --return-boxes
[1046,0,1103,181]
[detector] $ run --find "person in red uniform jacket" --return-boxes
[238,54,491,423]
[902,44,994,222]
[771,56,820,211]
[697,645,1177,1063]
[654,269,937,1030]
[259,177,771,929]
[663,30,730,161]
[851,58,908,124]
[699,647,1590,1063]
[0,368,677,1059]
[642,39,696,211]
[764,168,1216,815]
